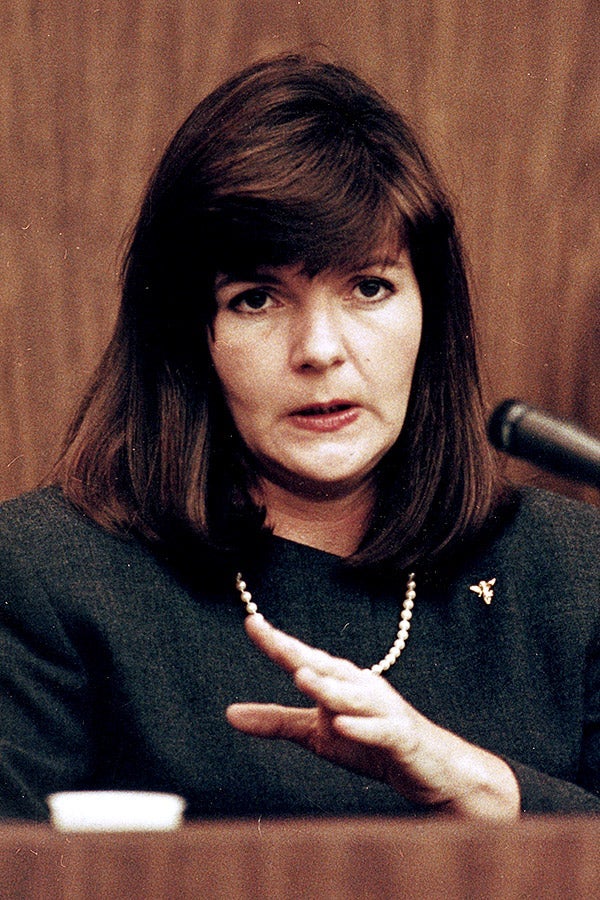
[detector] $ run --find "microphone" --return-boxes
[488,400,600,488]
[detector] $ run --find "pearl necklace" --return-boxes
[235,571,416,676]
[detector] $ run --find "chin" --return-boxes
[262,459,377,500]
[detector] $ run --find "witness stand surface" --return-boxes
[1,814,599,898]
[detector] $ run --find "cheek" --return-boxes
[209,322,243,402]
[211,349,245,404]
[209,340,273,418]
[377,353,420,433]
[372,317,421,391]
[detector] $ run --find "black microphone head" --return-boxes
[487,399,526,452]
[487,399,600,487]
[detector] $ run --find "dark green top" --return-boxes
[0,486,598,820]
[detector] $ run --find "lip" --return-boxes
[288,401,361,433]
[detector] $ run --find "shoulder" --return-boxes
[0,486,159,594]
[492,486,598,560]
[0,486,121,557]
[447,485,598,576]
[0,484,87,532]
[515,484,598,526]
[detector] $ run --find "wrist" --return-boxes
[445,749,521,821]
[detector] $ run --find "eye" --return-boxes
[354,277,393,302]
[228,288,276,313]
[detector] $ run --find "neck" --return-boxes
[257,478,374,557]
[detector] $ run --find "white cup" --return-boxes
[47,790,186,832]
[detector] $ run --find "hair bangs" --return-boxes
[200,135,411,279]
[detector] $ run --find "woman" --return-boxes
[0,55,598,822]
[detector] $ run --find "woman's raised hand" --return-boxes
[226,614,520,821]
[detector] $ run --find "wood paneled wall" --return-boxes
[1,0,598,502]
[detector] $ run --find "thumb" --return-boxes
[226,703,316,740]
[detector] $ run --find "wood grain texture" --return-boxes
[2,817,600,899]
[1,0,598,502]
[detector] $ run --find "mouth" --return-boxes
[288,401,361,432]
[293,402,355,416]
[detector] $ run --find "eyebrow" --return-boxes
[214,270,284,290]
[349,255,407,271]
[214,253,408,289]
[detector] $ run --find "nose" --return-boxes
[289,302,347,371]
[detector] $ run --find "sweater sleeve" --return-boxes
[509,594,600,815]
[0,545,94,821]
[507,762,600,814]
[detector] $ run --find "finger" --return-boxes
[294,666,399,717]
[226,702,316,741]
[331,713,409,749]
[244,614,359,678]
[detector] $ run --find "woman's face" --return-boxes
[209,248,422,498]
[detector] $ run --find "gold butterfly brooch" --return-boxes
[469,578,496,605]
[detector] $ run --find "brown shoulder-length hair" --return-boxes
[55,54,499,574]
